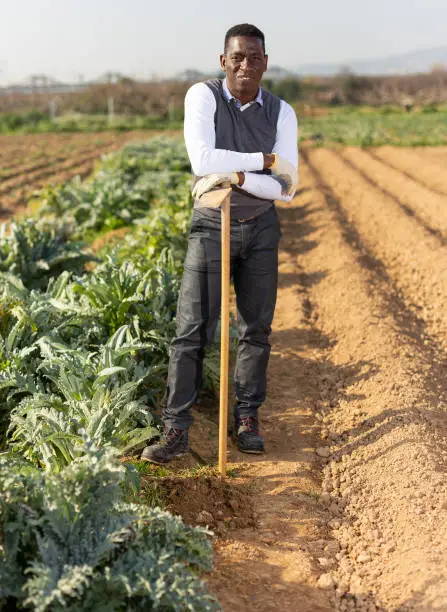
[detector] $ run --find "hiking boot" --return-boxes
[141,427,189,464]
[234,416,264,454]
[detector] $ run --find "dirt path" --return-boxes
[201,151,447,611]
[204,197,334,611]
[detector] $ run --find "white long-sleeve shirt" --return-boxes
[184,78,299,203]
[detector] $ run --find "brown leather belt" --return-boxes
[236,215,257,222]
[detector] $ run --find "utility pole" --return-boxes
[108,96,115,124]
[49,99,57,121]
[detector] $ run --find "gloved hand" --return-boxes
[270,154,298,196]
[192,172,239,200]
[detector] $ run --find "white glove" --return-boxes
[192,172,239,200]
[270,155,298,197]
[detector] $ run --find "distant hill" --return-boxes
[295,46,447,76]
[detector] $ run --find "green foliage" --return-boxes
[36,136,193,238]
[0,276,169,460]
[2,102,447,147]
[299,106,447,146]
[0,137,224,470]
[0,110,47,133]
[0,112,182,135]
[53,253,181,340]
[7,325,161,470]
[0,137,224,609]
[340,75,374,105]
[268,77,302,103]
[0,219,94,290]
[0,439,218,611]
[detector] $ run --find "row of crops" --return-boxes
[0,111,182,135]
[0,138,220,610]
[2,106,447,145]
[299,106,447,146]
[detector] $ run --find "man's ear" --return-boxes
[220,54,226,71]
[264,54,269,72]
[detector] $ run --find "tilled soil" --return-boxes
[368,147,447,196]
[198,147,447,611]
[0,130,158,220]
[339,147,447,236]
[408,146,447,167]
[3,141,447,610]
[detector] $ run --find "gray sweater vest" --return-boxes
[194,78,282,220]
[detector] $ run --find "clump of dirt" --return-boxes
[88,227,131,253]
[142,473,257,536]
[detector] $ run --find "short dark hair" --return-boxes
[224,24,266,54]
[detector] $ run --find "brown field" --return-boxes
[1,137,447,609]
[0,131,158,220]
[192,146,447,611]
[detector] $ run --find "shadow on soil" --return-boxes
[206,556,333,612]
[141,195,400,610]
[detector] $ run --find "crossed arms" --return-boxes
[184,82,299,202]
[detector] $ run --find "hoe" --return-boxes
[198,184,232,477]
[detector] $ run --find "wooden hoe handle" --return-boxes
[198,186,231,476]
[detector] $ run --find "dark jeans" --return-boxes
[163,205,281,430]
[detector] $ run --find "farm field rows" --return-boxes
[405,145,447,165]
[299,146,447,610]
[206,145,447,611]
[0,131,161,220]
[0,138,222,611]
[0,137,446,610]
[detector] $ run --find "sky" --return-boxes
[1,0,446,84]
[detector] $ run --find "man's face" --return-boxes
[220,36,268,100]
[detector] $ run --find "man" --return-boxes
[142,23,298,464]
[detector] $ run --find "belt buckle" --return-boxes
[237,215,256,222]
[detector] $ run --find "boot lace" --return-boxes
[164,427,184,443]
[239,416,259,433]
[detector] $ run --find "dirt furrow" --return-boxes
[205,154,447,610]
[339,148,447,240]
[0,131,165,222]
[0,148,45,164]
[0,133,87,147]
[368,147,447,196]
[207,201,336,611]
[0,161,94,221]
[0,136,126,181]
[1,147,106,182]
[0,155,53,176]
[0,134,104,163]
[0,145,117,196]
[292,160,447,610]
[0,130,155,168]
[410,146,447,166]
[307,147,447,351]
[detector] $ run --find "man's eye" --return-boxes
[232,55,243,61]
